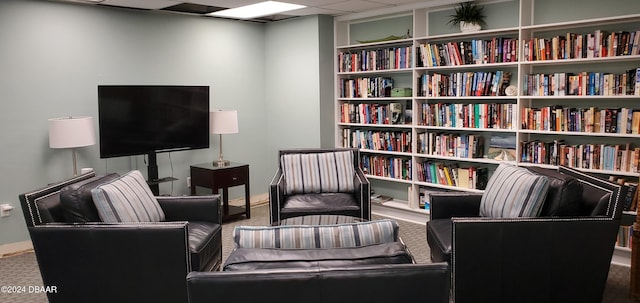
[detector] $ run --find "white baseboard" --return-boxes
[0,241,33,257]
[229,192,269,207]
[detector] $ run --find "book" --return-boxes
[623,181,638,211]
[636,67,640,96]
[457,167,470,189]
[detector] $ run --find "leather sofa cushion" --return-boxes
[189,221,222,271]
[60,173,121,223]
[426,219,452,263]
[281,192,360,217]
[233,219,398,249]
[281,151,355,194]
[526,166,583,216]
[223,242,413,271]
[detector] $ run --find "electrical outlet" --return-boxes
[187,177,191,188]
[0,204,14,217]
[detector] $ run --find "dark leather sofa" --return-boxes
[19,172,223,303]
[187,218,450,303]
[187,263,450,303]
[269,148,370,225]
[426,165,627,303]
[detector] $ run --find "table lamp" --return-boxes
[48,116,96,176]
[210,110,238,167]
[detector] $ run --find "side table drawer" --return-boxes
[211,166,248,188]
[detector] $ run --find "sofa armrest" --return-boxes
[430,193,482,220]
[269,169,285,225]
[451,217,620,303]
[157,195,221,224]
[354,168,371,220]
[29,222,191,303]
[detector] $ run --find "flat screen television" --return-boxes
[97,85,210,190]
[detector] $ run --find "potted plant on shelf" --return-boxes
[448,1,486,32]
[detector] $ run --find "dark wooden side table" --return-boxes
[190,162,250,221]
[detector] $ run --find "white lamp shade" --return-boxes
[48,116,96,148]
[210,110,239,134]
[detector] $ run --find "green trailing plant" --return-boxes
[447,2,486,27]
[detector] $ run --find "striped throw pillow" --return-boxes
[91,170,165,223]
[281,151,355,195]
[479,164,550,218]
[233,219,398,249]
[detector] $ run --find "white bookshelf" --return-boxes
[335,0,640,266]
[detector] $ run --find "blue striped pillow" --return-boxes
[281,151,355,195]
[233,219,398,249]
[479,164,550,218]
[91,170,165,223]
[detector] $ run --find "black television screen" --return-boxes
[98,85,210,159]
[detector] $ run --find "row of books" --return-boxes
[419,102,517,130]
[608,175,638,211]
[338,30,639,72]
[520,141,639,173]
[339,77,394,98]
[417,132,484,159]
[523,30,640,62]
[416,162,488,190]
[340,102,409,125]
[361,155,411,180]
[521,106,640,134]
[337,46,412,73]
[417,70,512,97]
[418,187,458,211]
[416,37,519,67]
[342,129,412,153]
[522,69,640,96]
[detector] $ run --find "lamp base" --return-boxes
[214,159,230,167]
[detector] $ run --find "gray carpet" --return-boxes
[0,204,634,303]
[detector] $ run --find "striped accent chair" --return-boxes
[426,165,627,303]
[18,171,223,303]
[269,148,370,225]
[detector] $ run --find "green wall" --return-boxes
[0,0,331,246]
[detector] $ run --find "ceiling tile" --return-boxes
[372,0,425,4]
[186,0,263,9]
[319,0,391,13]
[286,0,346,6]
[100,0,182,10]
[287,6,350,16]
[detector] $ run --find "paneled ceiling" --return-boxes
[59,0,466,22]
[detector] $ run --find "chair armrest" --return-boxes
[354,168,371,220]
[430,193,482,220]
[157,195,221,224]
[269,169,285,225]
[29,222,191,302]
[450,217,620,303]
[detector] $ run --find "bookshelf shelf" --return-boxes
[413,180,484,193]
[338,123,412,129]
[338,38,414,50]
[337,97,411,101]
[520,13,640,32]
[519,129,640,138]
[415,154,508,165]
[416,126,516,133]
[419,27,521,41]
[334,1,640,263]
[415,62,518,71]
[522,55,640,66]
[337,69,412,76]
[365,174,413,184]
